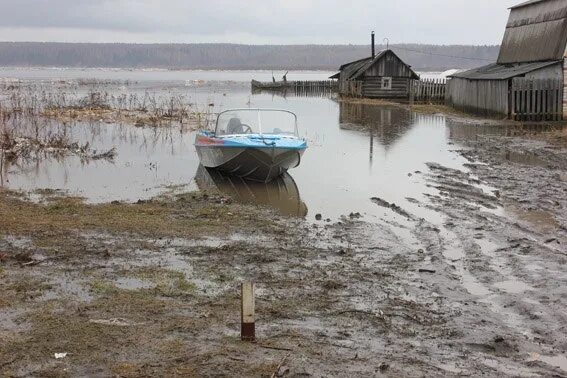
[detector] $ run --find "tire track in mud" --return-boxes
[363,153,567,375]
[412,158,567,376]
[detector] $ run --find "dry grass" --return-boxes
[535,127,567,147]
[0,189,273,240]
[1,83,211,128]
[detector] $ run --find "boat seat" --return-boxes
[227,118,244,134]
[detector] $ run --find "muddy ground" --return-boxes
[1,120,567,377]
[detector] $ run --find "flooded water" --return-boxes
[0,68,561,223]
[0,67,334,83]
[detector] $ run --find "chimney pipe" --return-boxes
[371,31,375,58]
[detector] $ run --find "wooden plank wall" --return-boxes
[362,77,409,98]
[411,78,446,103]
[339,81,363,97]
[364,51,416,78]
[446,78,509,116]
[511,78,563,121]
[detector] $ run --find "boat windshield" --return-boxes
[215,109,298,137]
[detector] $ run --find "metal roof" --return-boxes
[449,60,561,80]
[498,0,567,63]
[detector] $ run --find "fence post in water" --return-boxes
[241,282,255,342]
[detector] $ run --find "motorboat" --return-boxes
[194,108,307,182]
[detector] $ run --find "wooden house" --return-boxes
[446,0,567,120]
[331,33,419,99]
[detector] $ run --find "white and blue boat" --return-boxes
[195,109,307,183]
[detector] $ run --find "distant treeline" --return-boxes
[0,42,499,71]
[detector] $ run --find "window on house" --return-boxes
[381,77,392,90]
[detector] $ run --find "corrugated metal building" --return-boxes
[447,0,567,118]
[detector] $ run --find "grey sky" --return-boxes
[0,0,520,45]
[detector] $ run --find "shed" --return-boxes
[446,0,567,119]
[332,49,419,99]
[447,61,563,116]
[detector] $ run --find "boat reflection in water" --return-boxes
[194,165,308,217]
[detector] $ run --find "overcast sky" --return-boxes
[0,0,520,45]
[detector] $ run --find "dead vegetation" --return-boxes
[0,189,274,239]
[0,80,213,165]
[538,126,567,146]
[0,119,116,165]
[1,81,212,128]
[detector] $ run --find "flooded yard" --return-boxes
[2,70,482,221]
[1,69,567,377]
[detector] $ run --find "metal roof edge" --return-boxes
[509,0,548,10]
[448,60,562,80]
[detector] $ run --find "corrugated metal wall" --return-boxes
[446,78,510,116]
[498,0,567,63]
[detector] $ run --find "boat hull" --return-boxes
[195,144,304,183]
[251,79,292,90]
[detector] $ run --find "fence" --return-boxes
[411,78,446,103]
[252,80,337,97]
[511,78,562,121]
[293,80,337,97]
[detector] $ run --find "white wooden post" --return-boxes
[241,282,255,341]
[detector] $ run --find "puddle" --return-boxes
[115,277,154,290]
[40,275,94,302]
[462,272,491,296]
[528,352,567,372]
[507,207,559,232]
[540,355,567,372]
[0,308,29,332]
[502,150,547,167]
[481,357,539,377]
[493,279,532,294]
[2,236,33,249]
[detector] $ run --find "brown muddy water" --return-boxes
[0,69,563,225]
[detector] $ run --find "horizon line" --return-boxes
[0,41,501,47]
